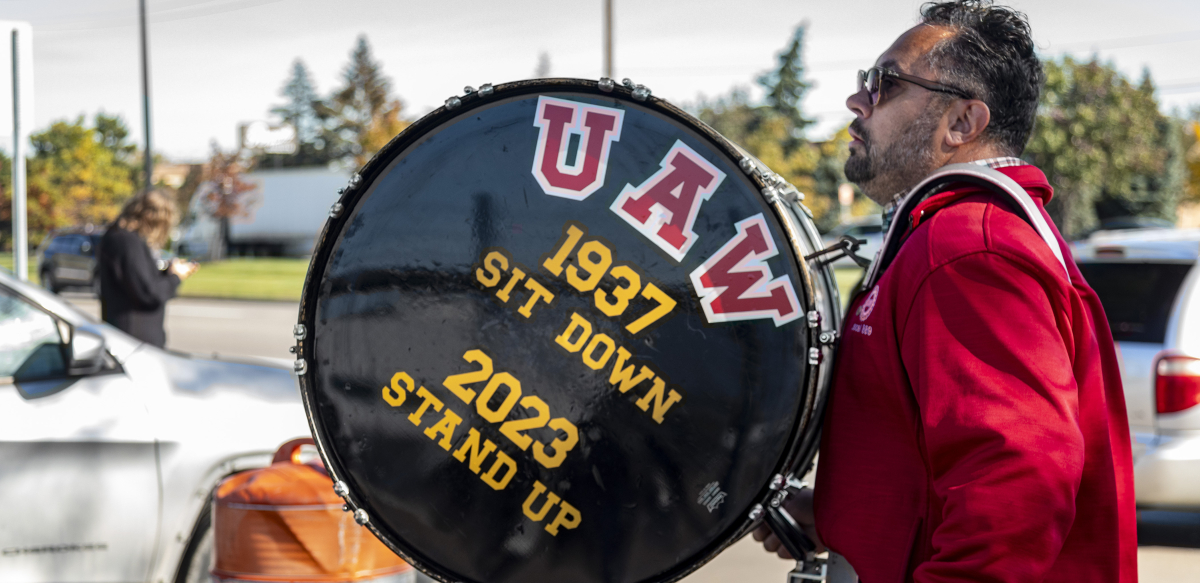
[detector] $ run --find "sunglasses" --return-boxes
[857,66,974,106]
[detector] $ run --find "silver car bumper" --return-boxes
[1135,430,1200,508]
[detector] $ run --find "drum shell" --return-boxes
[296,79,841,583]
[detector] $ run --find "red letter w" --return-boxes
[689,214,802,327]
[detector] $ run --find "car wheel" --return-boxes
[175,500,215,583]
[40,269,58,294]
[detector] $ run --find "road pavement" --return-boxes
[64,295,1200,582]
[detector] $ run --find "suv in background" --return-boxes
[36,228,104,294]
[1073,228,1200,510]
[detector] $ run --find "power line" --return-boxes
[40,0,286,33]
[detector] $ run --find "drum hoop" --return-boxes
[293,78,839,583]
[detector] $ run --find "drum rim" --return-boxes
[293,77,838,583]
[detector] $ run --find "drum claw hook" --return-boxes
[804,236,870,269]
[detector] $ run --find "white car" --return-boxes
[1073,229,1200,509]
[0,269,311,583]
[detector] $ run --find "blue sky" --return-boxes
[0,0,1196,160]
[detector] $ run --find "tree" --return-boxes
[330,35,409,168]
[1025,58,1185,237]
[696,23,856,231]
[201,142,258,260]
[260,59,345,168]
[757,22,815,138]
[1183,109,1200,203]
[25,117,136,243]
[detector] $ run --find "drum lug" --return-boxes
[808,348,821,365]
[748,504,765,521]
[293,358,308,375]
[819,331,837,345]
[631,84,652,101]
[463,86,475,94]
[329,202,344,218]
[353,508,370,526]
[293,324,308,340]
[445,95,462,109]
[806,311,821,329]
[622,78,635,89]
[333,481,350,497]
[789,558,828,582]
[739,156,758,176]
[478,83,494,97]
[769,474,787,490]
[598,77,616,92]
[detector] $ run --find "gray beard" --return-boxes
[844,107,945,205]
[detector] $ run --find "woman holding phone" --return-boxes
[97,189,198,348]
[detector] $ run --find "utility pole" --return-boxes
[11,29,25,280]
[139,0,153,191]
[603,0,613,78]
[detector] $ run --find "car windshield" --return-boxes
[1077,262,1193,343]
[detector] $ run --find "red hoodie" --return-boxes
[813,164,1137,582]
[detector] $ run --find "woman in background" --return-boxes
[98,189,198,347]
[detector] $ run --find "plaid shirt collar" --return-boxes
[880,157,1028,233]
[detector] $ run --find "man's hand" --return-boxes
[752,487,826,560]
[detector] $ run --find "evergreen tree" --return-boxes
[757,22,815,138]
[261,59,344,167]
[331,35,408,167]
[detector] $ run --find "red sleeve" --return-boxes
[901,251,1084,582]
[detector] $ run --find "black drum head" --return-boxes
[299,79,820,583]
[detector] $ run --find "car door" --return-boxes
[0,286,160,582]
[55,235,94,287]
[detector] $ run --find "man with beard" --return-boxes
[754,1,1137,581]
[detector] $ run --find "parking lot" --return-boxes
[60,294,1200,582]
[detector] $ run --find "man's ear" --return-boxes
[944,99,991,147]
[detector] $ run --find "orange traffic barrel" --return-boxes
[212,438,412,582]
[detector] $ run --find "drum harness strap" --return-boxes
[769,164,1069,583]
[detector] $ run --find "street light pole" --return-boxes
[139,0,153,191]
[11,29,26,281]
[603,0,613,78]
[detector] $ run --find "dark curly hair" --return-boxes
[920,0,1044,155]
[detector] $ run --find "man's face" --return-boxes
[845,25,955,204]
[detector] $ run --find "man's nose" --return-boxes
[846,89,871,119]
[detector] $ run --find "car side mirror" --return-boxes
[69,328,107,376]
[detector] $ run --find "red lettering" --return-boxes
[689,214,802,327]
[611,140,725,261]
[531,97,624,201]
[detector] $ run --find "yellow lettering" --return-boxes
[382,371,414,406]
[581,333,616,371]
[408,386,444,426]
[521,481,561,522]
[423,408,463,450]
[476,251,509,287]
[634,378,683,424]
[545,501,582,536]
[452,428,498,474]
[554,312,592,353]
[476,372,522,423]
[496,267,527,303]
[517,278,555,318]
[481,450,517,491]
[608,348,655,394]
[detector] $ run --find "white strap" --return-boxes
[864,163,1070,287]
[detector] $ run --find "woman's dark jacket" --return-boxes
[97,226,180,347]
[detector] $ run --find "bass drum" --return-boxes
[296,78,841,583]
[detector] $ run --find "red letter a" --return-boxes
[610,140,725,262]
